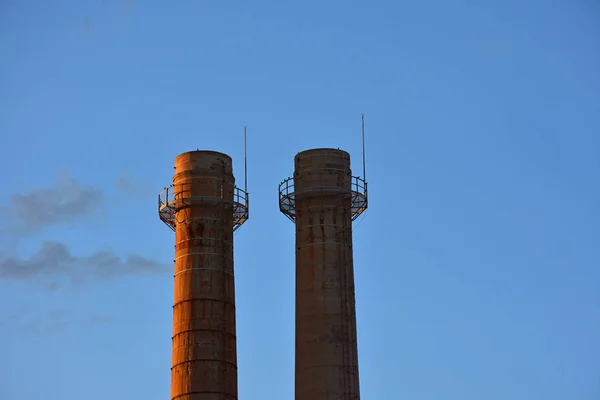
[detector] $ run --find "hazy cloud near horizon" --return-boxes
[1,308,115,335]
[0,170,157,238]
[0,170,166,310]
[115,171,157,197]
[0,171,103,235]
[0,241,169,289]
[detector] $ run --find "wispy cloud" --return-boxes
[88,314,114,324]
[115,171,156,197]
[123,0,135,11]
[115,171,135,191]
[0,171,102,235]
[0,171,167,293]
[19,309,69,335]
[1,309,115,335]
[0,241,169,289]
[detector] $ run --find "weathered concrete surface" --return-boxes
[293,148,361,400]
[171,151,238,400]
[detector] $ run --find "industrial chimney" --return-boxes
[159,150,249,400]
[279,143,368,400]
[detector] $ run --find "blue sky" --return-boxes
[1,1,599,399]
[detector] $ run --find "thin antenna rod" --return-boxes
[244,126,248,193]
[361,114,366,181]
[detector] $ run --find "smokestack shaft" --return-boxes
[170,151,238,400]
[293,149,361,400]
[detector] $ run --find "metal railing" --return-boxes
[232,187,249,230]
[278,176,368,223]
[350,176,368,221]
[158,184,249,232]
[278,177,296,222]
[158,185,176,231]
